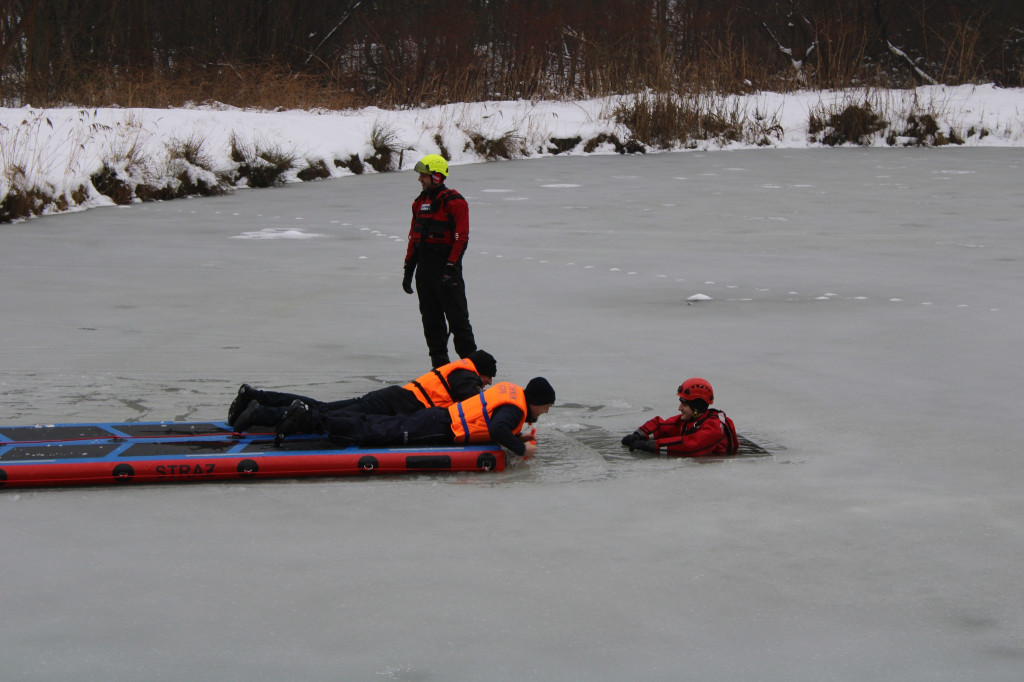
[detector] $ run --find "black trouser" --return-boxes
[310,405,455,447]
[253,385,420,415]
[415,259,476,367]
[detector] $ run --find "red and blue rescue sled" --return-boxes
[0,420,506,488]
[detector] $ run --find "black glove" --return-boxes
[440,263,459,289]
[629,439,658,453]
[621,430,645,447]
[402,265,415,294]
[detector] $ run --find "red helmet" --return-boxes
[677,378,714,405]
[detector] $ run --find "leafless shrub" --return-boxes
[164,134,229,196]
[336,155,364,175]
[463,129,525,160]
[887,113,965,146]
[367,119,407,172]
[297,158,331,181]
[0,163,54,221]
[547,137,582,154]
[581,133,641,154]
[808,101,888,146]
[614,92,764,150]
[90,162,135,204]
[433,133,452,161]
[229,132,296,187]
[166,134,211,169]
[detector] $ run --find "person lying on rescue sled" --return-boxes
[621,378,738,457]
[274,377,556,459]
[229,350,497,433]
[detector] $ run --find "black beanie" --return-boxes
[467,350,497,377]
[525,377,556,405]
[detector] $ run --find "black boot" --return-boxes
[275,400,312,445]
[233,400,285,433]
[227,384,257,427]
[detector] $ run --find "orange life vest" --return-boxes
[448,381,527,444]
[404,358,480,408]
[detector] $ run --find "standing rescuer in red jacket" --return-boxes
[403,154,477,368]
[621,378,739,457]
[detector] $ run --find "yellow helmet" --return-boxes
[415,154,449,178]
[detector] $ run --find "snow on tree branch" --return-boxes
[887,40,938,86]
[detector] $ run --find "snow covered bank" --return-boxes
[2,84,1023,222]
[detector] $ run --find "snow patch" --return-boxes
[231,228,325,240]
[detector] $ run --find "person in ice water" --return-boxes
[274,377,556,459]
[228,350,497,433]
[621,378,738,457]
[402,154,477,368]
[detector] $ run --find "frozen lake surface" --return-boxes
[2,149,1023,681]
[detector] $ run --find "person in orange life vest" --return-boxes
[402,154,477,368]
[228,350,497,432]
[621,378,738,457]
[274,377,556,458]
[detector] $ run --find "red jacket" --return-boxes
[637,409,736,457]
[405,185,469,266]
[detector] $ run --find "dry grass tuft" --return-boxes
[366,120,407,172]
[229,132,296,187]
[614,92,780,150]
[808,102,888,146]
[464,129,525,160]
[297,159,331,181]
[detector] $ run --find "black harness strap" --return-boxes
[409,368,456,407]
[408,380,435,407]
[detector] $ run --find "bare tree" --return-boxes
[2,0,1022,107]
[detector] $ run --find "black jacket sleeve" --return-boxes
[446,369,484,402]
[487,404,527,456]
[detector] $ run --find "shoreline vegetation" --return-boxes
[5,1,1022,109]
[2,0,1023,222]
[2,85,1021,223]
